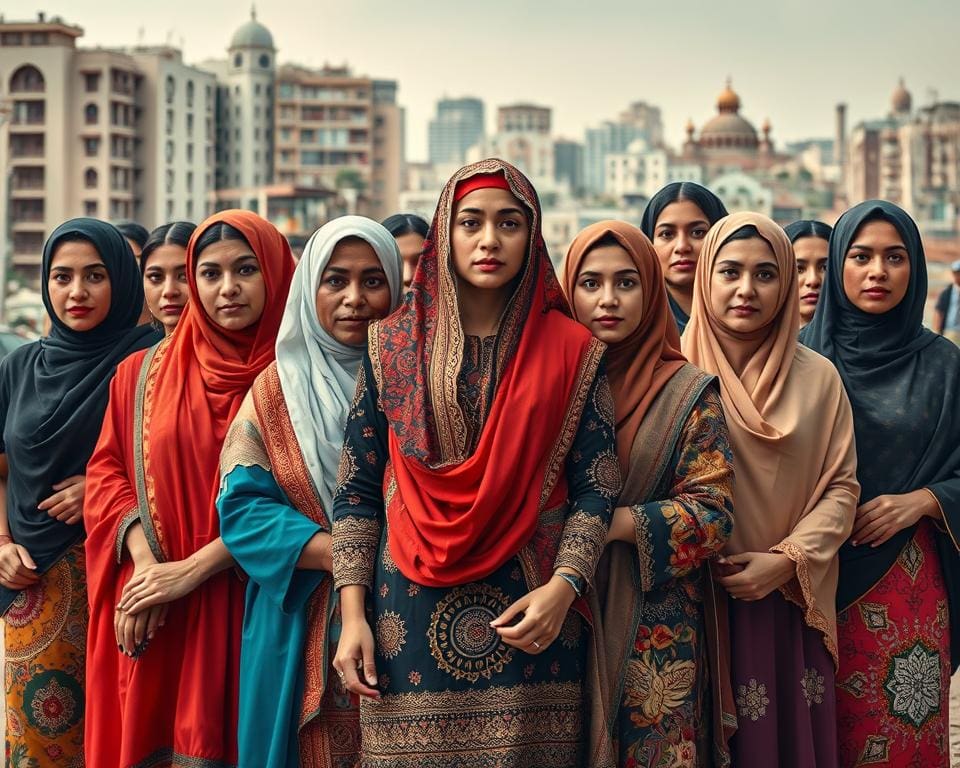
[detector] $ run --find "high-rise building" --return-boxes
[0,14,216,286]
[428,97,484,167]
[554,139,584,197]
[468,103,555,190]
[584,100,665,196]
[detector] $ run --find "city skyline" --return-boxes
[13,0,959,160]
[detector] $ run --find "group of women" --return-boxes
[0,157,956,768]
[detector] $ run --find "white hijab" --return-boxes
[275,215,404,513]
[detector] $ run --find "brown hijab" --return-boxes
[681,211,859,662]
[563,220,687,471]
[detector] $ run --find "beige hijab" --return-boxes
[681,211,859,663]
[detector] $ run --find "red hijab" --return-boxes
[147,209,295,560]
[370,159,602,587]
[562,220,687,472]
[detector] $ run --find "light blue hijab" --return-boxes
[275,215,403,513]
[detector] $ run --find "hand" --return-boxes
[851,490,938,548]
[115,602,168,657]
[716,552,795,601]
[490,574,577,654]
[332,617,380,700]
[0,542,39,590]
[38,475,85,525]
[117,559,201,615]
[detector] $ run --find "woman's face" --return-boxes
[652,200,711,292]
[709,236,782,334]
[142,244,188,334]
[451,187,529,294]
[47,239,112,332]
[315,237,393,346]
[395,232,425,291]
[794,236,828,326]
[842,219,911,314]
[195,238,266,331]
[572,243,644,345]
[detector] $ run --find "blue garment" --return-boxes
[219,463,325,768]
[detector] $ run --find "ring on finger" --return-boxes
[531,640,541,650]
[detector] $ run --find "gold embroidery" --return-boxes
[218,417,269,480]
[554,510,608,587]
[632,504,656,592]
[427,584,515,683]
[332,516,380,590]
[587,449,622,500]
[771,540,838,666]
[375,610,408,660]
[336,444,359,491]
[735,678,770,722]
[593,375,615,428]
[357,681,582,767]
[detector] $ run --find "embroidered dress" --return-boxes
[836,521,950,766]
[334,347,616,767]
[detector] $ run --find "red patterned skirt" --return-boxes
[836,521,950,767]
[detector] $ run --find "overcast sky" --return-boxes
[10,0,959,160]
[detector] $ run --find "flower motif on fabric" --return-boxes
[801,667,826,706]
[858,602,890,632]
[858,735,890,764]
[622,653,696,728]
[735,678,770,722]
[587,449,622,500]
[4,582,45,628]
[407,670,421,686]
[23,671,82,737]
[897,537,924,583]
[375,611,408,659]
[883,641,941,728]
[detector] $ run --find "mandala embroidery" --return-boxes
[22,671,82,737]
[375,611,408,660]
[801,667,825,707]
[427,583,514,683]
[587,449,622,500]
[883,641,941,728]
[735,678,770,722]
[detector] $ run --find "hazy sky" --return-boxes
[10,0,959,160]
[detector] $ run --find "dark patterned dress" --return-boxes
[332,344,618,768]
[618,388,734,768]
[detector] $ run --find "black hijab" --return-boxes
[801,200,960,668]
[0,218,159,614]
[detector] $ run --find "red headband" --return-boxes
[453,172,511,203]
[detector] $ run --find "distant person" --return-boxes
[641,182,729,334]
[785,220,833,328]
[140,222,196,336]
[381,213,429,290]
[934,259,960,344]
[115,221,153,325]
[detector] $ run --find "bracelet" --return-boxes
[556,571,585,598]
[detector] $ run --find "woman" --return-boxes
[640,182,729,334]
[784,220,832,328]
[218,216,404,767]
[801,200,960,767]
[140,221,196,335]
[682,212,859,767]
[331,159,620,767]
[563,220,736,767]
[0,219,156,763]
[381,212,429,291]
[83,210,295,766]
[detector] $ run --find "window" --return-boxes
[84,72,100,92]
[187,113,194,133]
[165,75,175,104]
[186,80,194,107]
[84,201,98,217]
[167,199,175,220]
[84,168,98,189]
[255,83,261,95]
[165,140,174,163]
[187,144,194,162]
[186,171,194,189]
[186,200,194,219]
[234,53,243,68]
[278,83,294,98]
[166,109,174,134]
[254,128,260,140]
[165,170,175,194]
[259,54,270,69]
[9,65,45,93]
[84,103,99,125]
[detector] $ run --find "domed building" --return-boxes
[891,78,912,118]
[681,80,781,173]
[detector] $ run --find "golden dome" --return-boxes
[717,79,741,113]
[891,78,912,114]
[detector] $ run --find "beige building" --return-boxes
[0,14,217,287]
[273,64,402,220]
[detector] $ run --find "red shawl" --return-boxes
[370,159,602,587]
[83,210,294,765]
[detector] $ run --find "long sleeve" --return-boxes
[926,470,960,553]
[632,386,735,592]
[555,365,620,584]
[331,353,387,590]
[217,392,324,613]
